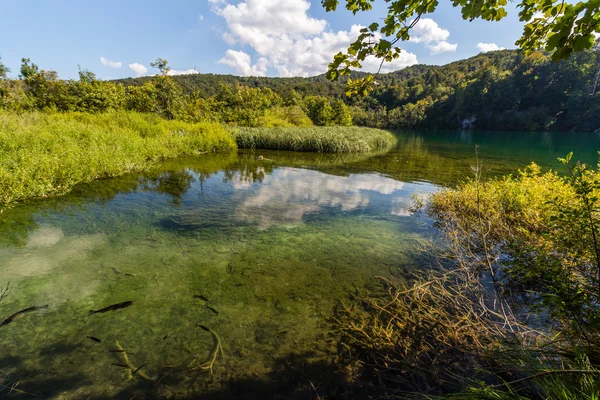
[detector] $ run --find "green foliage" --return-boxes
[331,98,353,126]
[211,84,283,126]
[0,111,236,211]
[257,106,314,127]
[232,126,396,152]
[150,58,186,120]
[303,95,335,125]
[322,0,600,94]
[0,58,9,80]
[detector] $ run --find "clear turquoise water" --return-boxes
[0,130,598,399]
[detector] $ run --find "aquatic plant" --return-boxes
[232,126,397,153]
[0,111,236,211]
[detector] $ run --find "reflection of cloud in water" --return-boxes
[235,168,405,228]
[391,197,413,217]
[0,229,108,305]
[26,225,64,248]
[3,231,107,279]
[391,192,432,217]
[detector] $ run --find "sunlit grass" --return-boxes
[233,126,397,153]
[0,111,236,210]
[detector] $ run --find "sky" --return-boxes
[0,0,526,80]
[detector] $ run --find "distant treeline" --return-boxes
[1,50,600,131]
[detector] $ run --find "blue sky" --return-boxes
[0,0,524,80]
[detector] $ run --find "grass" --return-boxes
[0,111,236,211]
[232,126,397,153]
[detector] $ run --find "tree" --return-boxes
[0,57,9,80]
[331,98,353,126]
[150,58,185,119]
[303,95,335,126]
[150,58,170,76]
[322,0,600,95]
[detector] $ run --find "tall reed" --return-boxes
[233,126,397,153]
[0,111,236,210]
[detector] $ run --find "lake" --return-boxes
[0,130,598,399]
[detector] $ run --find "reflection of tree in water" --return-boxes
[223,162,276,185]
[144,170,195,206]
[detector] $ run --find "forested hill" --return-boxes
[115,51,517,99]
[2,50,599,132]
[117,49,600,132]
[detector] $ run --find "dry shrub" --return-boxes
[337,267,543,396]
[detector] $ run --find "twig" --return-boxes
[195,325,224,377]
[114,340,154,382]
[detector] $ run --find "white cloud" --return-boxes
[167,69,199,76]
[409,18,450,43]
[428,40,458,54]
[215,0,326,38]
[211,0,418,77]
[198,14,205,21]
[219,50,268,76]
[476,42,505,53]
[128,63,148,77]
[100,57,121,68]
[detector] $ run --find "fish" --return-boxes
[89,301,135,315]
[87,336,102,343]
[206,306,219,314]
[1,305,49,327]
[193,294,209,302]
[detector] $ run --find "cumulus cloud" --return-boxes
[219,50,268,76]
[198,14,205,21]
[477,42,505,52]
[407,18,458,54]
[128,63,148,77]
[409,18,450,43]
[428,40,458,54]
[100,57,121,68]
[167,69,199,76]
[211,0,418,77]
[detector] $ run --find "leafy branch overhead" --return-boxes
[322,0,600,95]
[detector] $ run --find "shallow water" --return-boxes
[0,130,598,399]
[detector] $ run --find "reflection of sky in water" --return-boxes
[232,167,432,228]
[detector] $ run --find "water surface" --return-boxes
[0,130,597,399]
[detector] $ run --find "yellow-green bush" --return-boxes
[257,106,313,128]
[0,111,236,210]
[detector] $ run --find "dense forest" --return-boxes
[2,49,600,131]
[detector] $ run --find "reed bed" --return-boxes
[233,126,397,153]
[0,111,236,210]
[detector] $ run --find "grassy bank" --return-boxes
[0,111,236,210]
[233,126,397,153]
